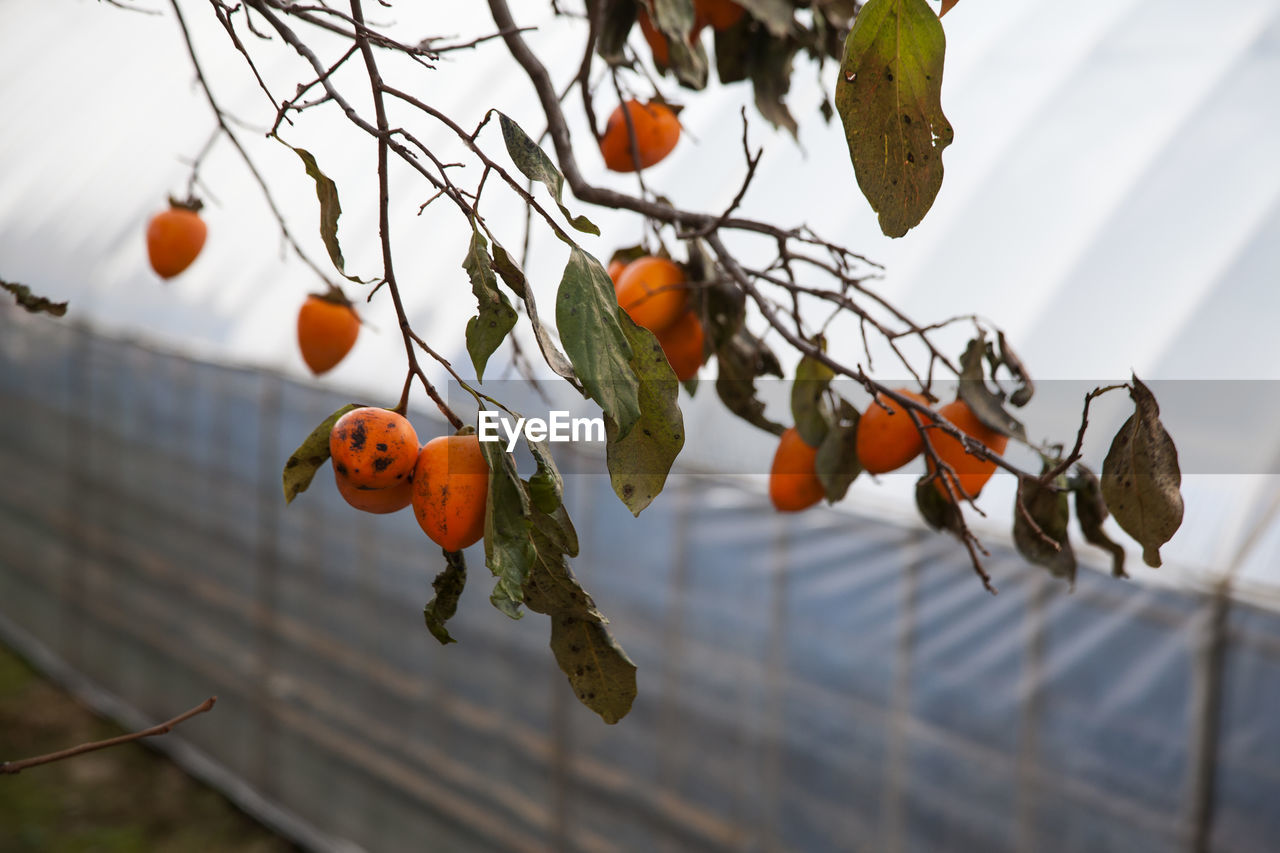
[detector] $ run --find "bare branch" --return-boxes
[1,697,216,775]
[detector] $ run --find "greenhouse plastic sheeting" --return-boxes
[1,305,1278,853]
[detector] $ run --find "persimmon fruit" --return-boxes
[656,311,706,381]
[600,100,681,173]
[334,469,413,514]
[856,389,931,474]
[297,293,360,375]
[769,427,825,512]
[927,399,1009,500]
[607,258,629,285]
[329,407,419,490]
[614,256,688,334]
[695,0,745,30]
[146,202,206,279]
[412,433,490,552]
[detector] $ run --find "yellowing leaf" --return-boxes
[282,403,360,504]
[835,0,953,237]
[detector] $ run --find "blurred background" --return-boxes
[2,0,1280,850]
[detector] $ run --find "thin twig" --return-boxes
[1,697,216,775]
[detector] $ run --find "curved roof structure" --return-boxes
[3,1,1279,594]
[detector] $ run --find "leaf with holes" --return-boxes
[1101,377,1183,568]
[834,0,953,237]
[282,403,360,504]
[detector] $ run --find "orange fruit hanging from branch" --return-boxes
[412,433,490,552]
[614,255,688,334]
[655,310,706,381]
[600,100,682,172]
[146,200,207,279]
[927,399,1009,500]
[334,469,413,514]
[297,293,360,375]
[856,389,931,474]
[769,427,825,512]
[329,407,420,490]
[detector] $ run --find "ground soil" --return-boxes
[0,643,295,853]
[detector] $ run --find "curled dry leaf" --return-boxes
[1100,377,1184,568]
[1072,464,1127,578]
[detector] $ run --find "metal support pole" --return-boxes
[1186,583,1229,852]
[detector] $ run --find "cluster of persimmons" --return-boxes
[770,393,1010,513]
[328,407,489,551]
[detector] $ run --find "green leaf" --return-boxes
[496,113,599,236]
[282,403,360,504]
[491,243,582,387]
[527,439,564,514]
[815,400,862,501]
[532,502,580,559]
[791,350,835,447]
[526,521,636,724]
[957,335,1027,441]
[1013,465,1076,586]
[524,520,600,618]
[1101,377,1183,568]
[649,0,709,89]
[750,33,800,137]
[480,440,535,618]
[461,229,518,382]
[557,248,642,437]
[489,241,528,299]
[2,279,67,317]
[713,17,751,84]
[551,618,637,724]
[736,0,795,36]
[916,475,964,535]
[593,0,636,65]
[605,312,685,516]
[424,549,467,645]
[274,138,367,282]
[1072,464,1127,578]
[834,0,954,237]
